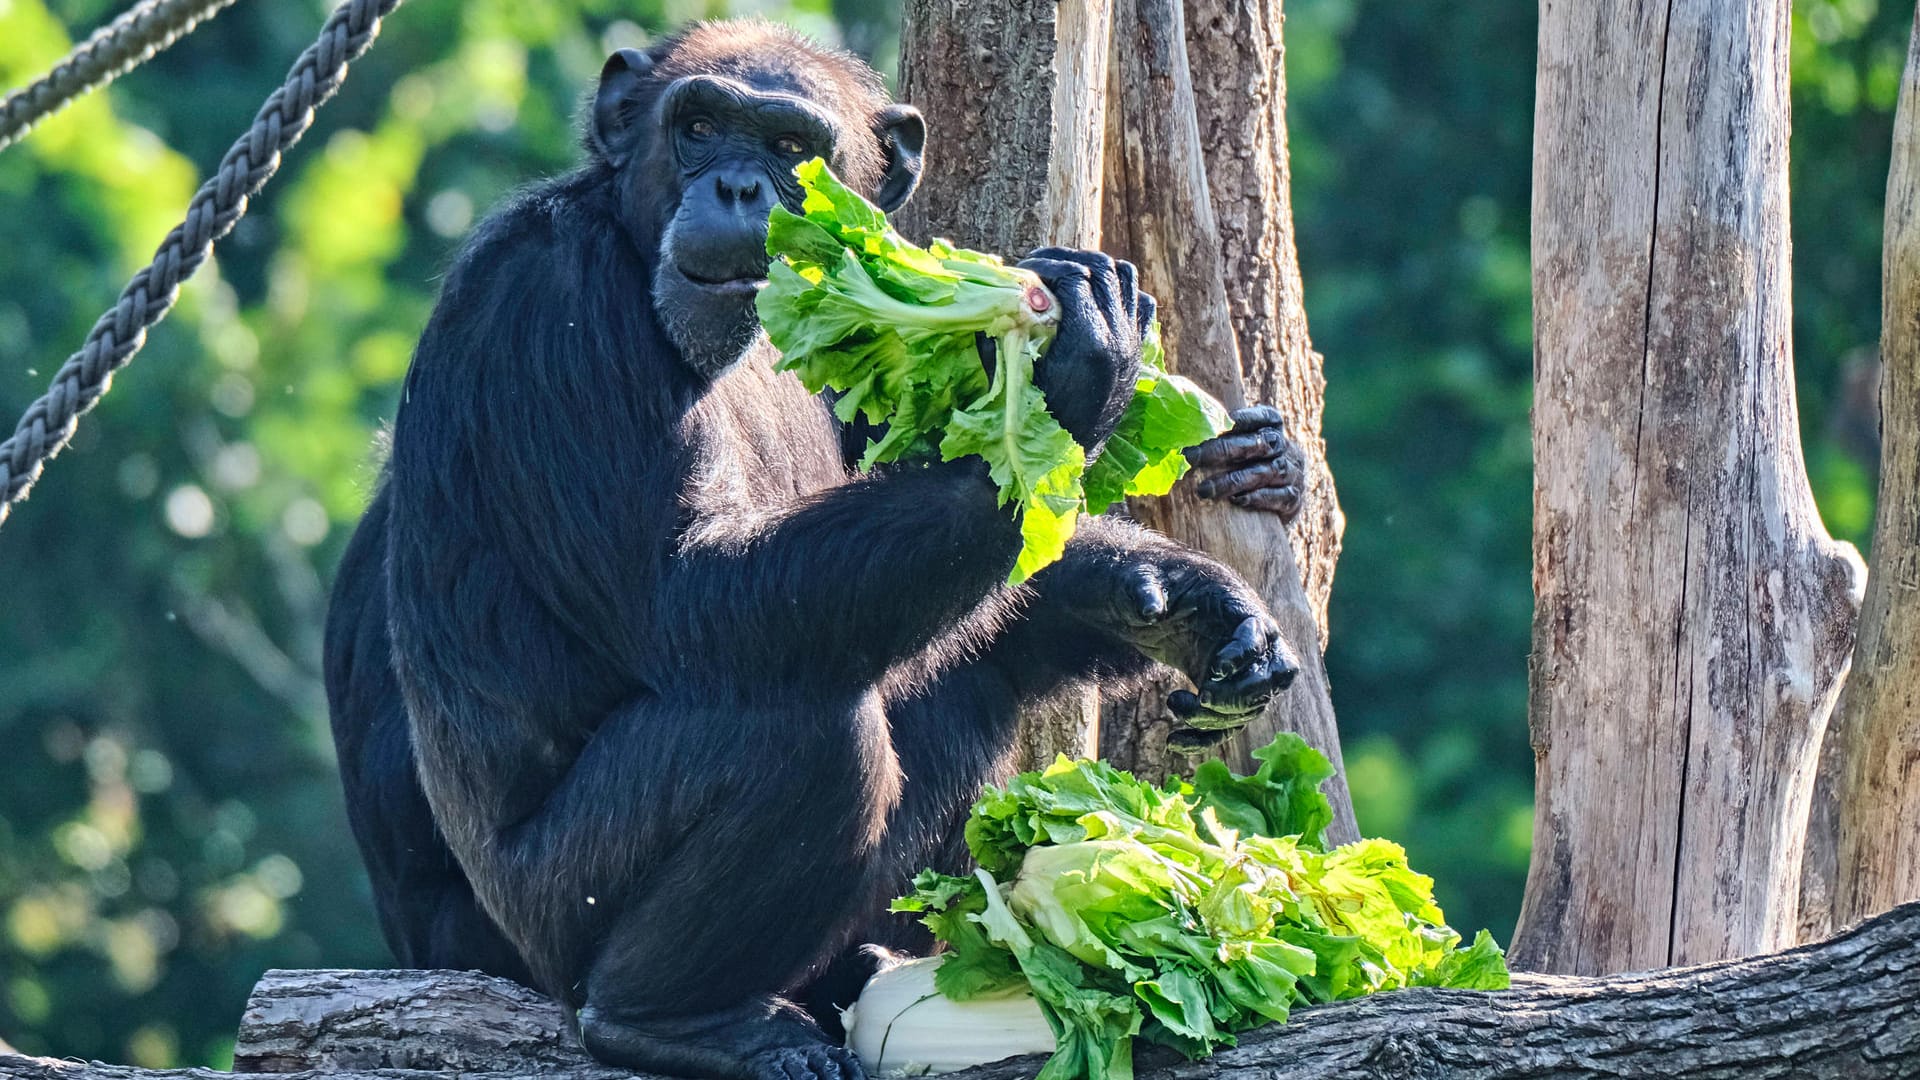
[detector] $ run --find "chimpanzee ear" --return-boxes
[871,104,925,212]
[592,48,655,168]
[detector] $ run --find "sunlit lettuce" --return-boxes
[892,734,1510,1080]
[757,159,1230,584]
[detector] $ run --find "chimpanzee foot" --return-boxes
[747,1042,865,1080]
[578,996,859,1080]
[1186,405,1306,523]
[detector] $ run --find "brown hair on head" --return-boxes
[646,19,893,190]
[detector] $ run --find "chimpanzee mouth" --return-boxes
[677,266,768,297]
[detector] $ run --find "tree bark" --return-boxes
[1095,0,1356,844]
[5,902,1915,1079]
[1517,0,1865,974]
[1183,0,1343,644]
[1830,4,1920,930]
[895,0,1113,765]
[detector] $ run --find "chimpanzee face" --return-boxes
[589,33,924,377]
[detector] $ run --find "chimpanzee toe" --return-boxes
[750,1044,864,1080]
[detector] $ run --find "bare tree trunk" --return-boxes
[1830,4,1920,930]
[896,0,1112,765]
[1096,0,1356,844]
[1517,0,1865,974]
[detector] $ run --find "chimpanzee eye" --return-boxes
[687,118,716,139]
[774,135,808,157]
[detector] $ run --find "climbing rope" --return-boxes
[0,0,406,527]
[0,0,244,153]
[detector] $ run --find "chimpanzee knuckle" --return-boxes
[1128,565,1169,622]
[1066,248,1117,275]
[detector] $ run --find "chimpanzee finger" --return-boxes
[1169,726,1236,753]
[974,331,998,381]
[1129,566,1169,622]
[1229,405,1286,434]
[1027,247,1117,275]
[1137,290,1157,339]
[1206,615,1268,681]
[1028,248,1121,318]
[1201,655,1285,716]
[1016,255,1094,291]
[1196,459,1298,501]
[1170,690,1254,730]
[1116,259,1138,317]
[1186,426,1287,469]
[1231,486,1304,519]
[1016,258,1099,320]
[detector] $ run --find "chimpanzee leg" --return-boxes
[795,661,1033,1031]
[566,692,895,1080]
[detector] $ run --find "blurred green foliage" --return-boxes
[0,0,1902,1066]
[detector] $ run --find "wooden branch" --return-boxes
[1519,0,1865,972]
[1096,0,1357,844]
[1830,2,1920,929]
[4,902,1917,1079]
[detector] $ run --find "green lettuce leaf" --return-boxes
[758,159,1230,583]
[895,734,1510,1078]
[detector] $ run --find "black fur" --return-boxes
[324,21,1295,1080]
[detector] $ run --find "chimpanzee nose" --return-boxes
[715,168,765,209]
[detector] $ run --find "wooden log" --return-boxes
[1829,1,1920,929]
[1096,0,1358,845]
[1517,0,1865,973]
[895,0,1112,766]
[4,901,1917,1079]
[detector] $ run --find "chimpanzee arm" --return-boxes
[655,458,1024,694]
[974,514,1300,728]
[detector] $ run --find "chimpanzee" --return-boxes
[323,19,1311,1080]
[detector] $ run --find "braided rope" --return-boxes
[0,0,406,527]
[0,0,243,153]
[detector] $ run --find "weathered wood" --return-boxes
[1176,0,1345,787]
[1095,0,1356,844]
[7,902,1917,1079]
[1832,4,1920,929]
[230,968,608,1074]
[1183,0,1343,644]
[1518,0,1865,973]
[896,0,1111,766]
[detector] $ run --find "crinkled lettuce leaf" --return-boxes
[894,733,1510,1078]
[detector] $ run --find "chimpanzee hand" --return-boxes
[1017,248,1153,450]
[1186,405,1307,523]
[1085,549,1299,742]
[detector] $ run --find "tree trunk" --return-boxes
[896,0,1113,765]
[1095,0,1356,845]
[6,904,1916,1079]
[1183,0,1343,643]
[1517,0,1865,974]
[1830,4,1920,930]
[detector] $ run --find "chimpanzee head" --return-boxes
[589,21,926,375]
